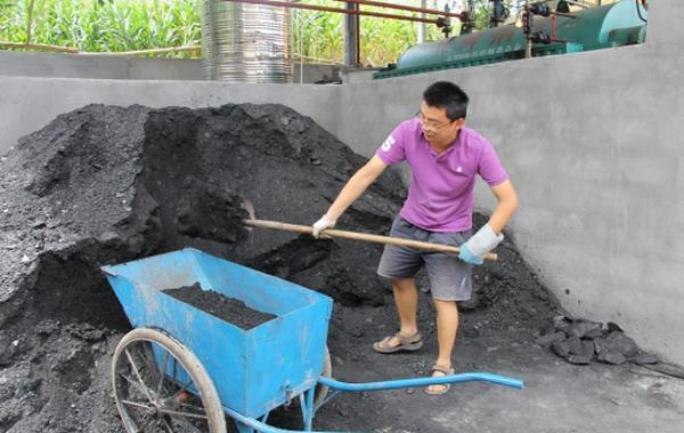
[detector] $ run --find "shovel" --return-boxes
[243,216,497,263]
[240,197,497,261]
[244,218,496,261]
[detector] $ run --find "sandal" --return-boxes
[425,364,455,395]
[372,331,423,354]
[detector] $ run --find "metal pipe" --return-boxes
[417,0,426,43]
[223,406,337,433]
[0,41,78,54]
[552,11,579,18]
[329,0,466,20]
[318,372,525,392]
[563,0,591,8]
[223,0,444,25]
[25,0,36,46]
[83,45,201,56]
[344,2,360,66]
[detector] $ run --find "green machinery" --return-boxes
[373,0,648,80]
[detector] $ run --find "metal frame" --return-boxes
[223,0,464,25]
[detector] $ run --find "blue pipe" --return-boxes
[224,372,523,432]
[225,406,346,433]
[318,371,524,392]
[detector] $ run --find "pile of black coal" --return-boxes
[536,316,659,366]
[0,103,406,433]
[0,102,668,433]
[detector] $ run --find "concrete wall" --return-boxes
[0,51,344,83]
[0,78,340,155]
[292,63,342,84]
[0,1,682,363]
[0,51,205,80]
[337,1,684,363]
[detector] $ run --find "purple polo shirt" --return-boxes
[376,118,508,232]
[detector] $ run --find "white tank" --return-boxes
[202,0,292,82]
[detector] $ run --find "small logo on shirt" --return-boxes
[381,135,395,152]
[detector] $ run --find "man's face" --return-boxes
[418,101,464,145]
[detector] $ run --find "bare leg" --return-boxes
[385,277,419,347]
[426,299,459,394]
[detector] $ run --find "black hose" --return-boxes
[636,0,647,23]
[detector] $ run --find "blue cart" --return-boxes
[102,248,523,433]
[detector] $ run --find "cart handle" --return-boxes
[317,371,524,392]
[224,406,343,433]
[221,373,522,433]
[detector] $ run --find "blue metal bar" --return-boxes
[223,373,521,432]
[234,420,256,433]
[224,406,343,433]
[314,389,341,410]
[303,387,315,431]
[317,372,524,392]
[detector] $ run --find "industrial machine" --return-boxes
[373,0,648,79]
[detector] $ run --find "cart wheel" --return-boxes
[315,346,333,406]
[112,327,227,433]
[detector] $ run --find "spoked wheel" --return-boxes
[112,328,227,433]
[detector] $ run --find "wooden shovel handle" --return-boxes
[243,219,497,261]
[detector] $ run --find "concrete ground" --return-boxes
[314,324,684,433]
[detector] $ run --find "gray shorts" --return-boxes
[377,217,473,301]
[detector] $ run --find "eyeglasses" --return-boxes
[415,110,453,132]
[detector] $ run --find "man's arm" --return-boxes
[325,155,388,221]
[487,179,519,234]
[313,155,388,236]
[459,178,518,265]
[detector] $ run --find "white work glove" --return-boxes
[312,215,336,238]
[458,223,504,265]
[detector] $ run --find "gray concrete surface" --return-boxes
[339,67,380,83]
[325,331,684,433]
[0,0,682,368]
[0,51,205,80]
[0,50,344,83]
[293,63,343,83]
[0,78,340,158]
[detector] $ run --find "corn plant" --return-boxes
[0,0,201,57]
[0,0,494,63]
[291,0,448,66]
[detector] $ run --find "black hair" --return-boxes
[422,81,469,120]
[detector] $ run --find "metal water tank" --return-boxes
[202,0,292,82]
[374,0,647,79]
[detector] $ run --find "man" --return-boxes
[312,81,518,395]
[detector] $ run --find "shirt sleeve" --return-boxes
[477,139,508,186]
[375,122,407,165]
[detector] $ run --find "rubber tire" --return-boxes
[316,347,333,406]
[112,327,227,433]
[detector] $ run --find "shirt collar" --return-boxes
[421,129,462,157]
